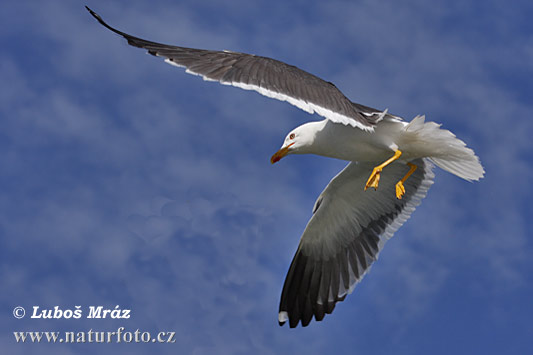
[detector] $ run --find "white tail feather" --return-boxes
[404,116,484,181]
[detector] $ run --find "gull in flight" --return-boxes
[87,7,484,328]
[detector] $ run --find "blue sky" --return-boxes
[1,0,532,353]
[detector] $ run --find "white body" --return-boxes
[286,116,484,182]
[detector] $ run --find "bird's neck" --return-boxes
[307,120,376,161]
[298,120,329,155]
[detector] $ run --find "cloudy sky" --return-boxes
[1,0,532,353]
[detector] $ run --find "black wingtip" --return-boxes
[85,6,128,39]
[85,5,164,51]
[85,6,101,22]
[85,6,110,29]
[278,314,305,328]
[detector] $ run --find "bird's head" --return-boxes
[270,123,319,164]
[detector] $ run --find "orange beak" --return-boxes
[270,143,294,164]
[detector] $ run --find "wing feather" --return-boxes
[86,7,390,131]
[279,159,435,327]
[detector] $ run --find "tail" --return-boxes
[404,116,484,181]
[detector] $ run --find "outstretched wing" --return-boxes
[86,7,386,131]
[279,158,435,327]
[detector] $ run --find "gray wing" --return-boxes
[86,7,387,131]
[278,158,435,327]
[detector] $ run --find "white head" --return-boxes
[270,121,323,163]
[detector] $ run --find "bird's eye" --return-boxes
[289,133,295,140]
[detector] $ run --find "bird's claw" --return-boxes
[365,167,382,191]
[395,181,405,199]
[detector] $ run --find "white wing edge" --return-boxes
[164,58,376,132]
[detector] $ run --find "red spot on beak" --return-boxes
[270,143,294,164]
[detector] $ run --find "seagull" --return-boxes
[87,7,484,328]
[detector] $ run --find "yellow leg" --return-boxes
[365,150,402,191]
[395,163,417,199]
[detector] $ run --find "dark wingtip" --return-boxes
[85,6,109,28]
[85,6,101,22]
[85,5,127,38]
[85,6,162,51]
